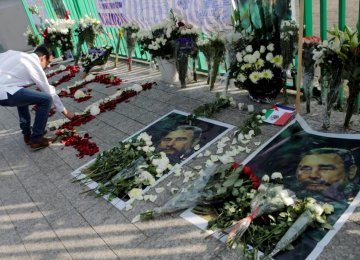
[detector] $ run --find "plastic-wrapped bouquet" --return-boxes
[234,41,284,103]
[302,36,321,113]
[136,11,179,59]
[24,26,40,47]
[279,20,299,103]
[75,16,103,64]
[312,39,344,129]
[120,22,140,71]
[327,26,360,128]
[226,183,296,248]
[81,46,113,73]
[267,198,334,258]
[174,18,199,88]
[197,34,226,90]
[133,163,260,222]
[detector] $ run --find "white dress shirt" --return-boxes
[0,50,65,112]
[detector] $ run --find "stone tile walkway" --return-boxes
[0,60,359,259]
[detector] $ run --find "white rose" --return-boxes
[74,90,86,99]
[90,105,100,116]
[262,174,270,182]
[128,188,143,200]
[271,172,283,180]
[245,45,253,53]
[267,43,275,51]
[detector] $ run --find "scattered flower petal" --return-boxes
[155,187,165,194]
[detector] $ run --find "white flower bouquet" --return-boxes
[43,18,75,53]
[226,183,296,248]
[174,19,199,88]
[197,34,226,90]
[312,39,344,129]
[120,22,140,71]
[267,199,334,258]
[75,16,103,64]
[233,42,284,102]
[136,16,178,59]
[80,133,172,201]
[24,26,40,47]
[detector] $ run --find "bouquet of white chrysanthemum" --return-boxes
[226,182,296,248]
[235,43,283,85]
[136,17,177,59]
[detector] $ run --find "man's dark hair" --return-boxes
[34,44,54,60]
[176,125,202,141]
[306,148,357,178]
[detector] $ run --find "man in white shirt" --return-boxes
[0,45,75,150]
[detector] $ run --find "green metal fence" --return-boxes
[21,0,360,110]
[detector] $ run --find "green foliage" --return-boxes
[234,110,266,138]
[187,94,233,123]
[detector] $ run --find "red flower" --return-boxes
[178,21,185,27]
[250,174,261,189]
[231,162,240,169]
[64,10,70,20]
[42,28,48,38]
[303,36,321,45]
[243,165,253,175]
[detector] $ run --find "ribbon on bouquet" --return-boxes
[226,207,261,247]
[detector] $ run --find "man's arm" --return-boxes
[23,57,75,119]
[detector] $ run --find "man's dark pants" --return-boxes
[0,88,51,143]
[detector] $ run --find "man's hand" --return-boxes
[62,108,75,120]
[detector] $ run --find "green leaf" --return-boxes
[279,212,288,218]
[285,244,294,251]
[222,177,238,188]
[234,179,244,187]
[268,215,276,222]
[232,188,240,197]
[322,223,333,230]
[217,187,227,195]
